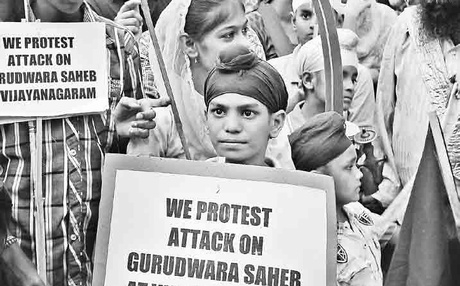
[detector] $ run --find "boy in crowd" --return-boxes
[204,44,288,166]
[267,28,370,168]
[289,111,391,285]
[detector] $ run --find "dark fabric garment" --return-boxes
[384,126,460,286]
[246,10,278,60]
[290,111,351,171]
[204,45,288,113]
[0,0,25,22]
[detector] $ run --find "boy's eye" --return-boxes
[222,32,235,40]
[301,12,312,20]
[211,108,225,117]
[242,110,255,118]
[352,75,358,85]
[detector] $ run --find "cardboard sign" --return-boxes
[0,22,108,119]
[94,155,337,286]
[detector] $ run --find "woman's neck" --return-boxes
[190,63,207,96]
[300,96,325,121]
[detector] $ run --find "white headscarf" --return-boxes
[148,0,216,160]
[295,28,359,77]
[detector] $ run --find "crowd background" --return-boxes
[1,0,459,285]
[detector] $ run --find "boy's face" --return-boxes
[206,93,285,165]
[304,66,357,112]
[321,145,362,207]
[292,2,317,45]
[342,65,358,111]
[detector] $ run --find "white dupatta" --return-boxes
[148,0,216,160]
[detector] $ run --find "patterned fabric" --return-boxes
[0,3,142,286]
[354,3,397,75]
[246,11,278,60]
[336,202,384,286]
[375,6,460,206]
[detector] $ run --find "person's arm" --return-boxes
[370,16,406,207]
[0,184,44,286]
[109,19,169,146]
[0,239,45,286]
[348,64,375,127]
[114,0,143,41]
[127,106,185,158]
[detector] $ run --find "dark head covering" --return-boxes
[289,111,352,171]
[204,45,288,113]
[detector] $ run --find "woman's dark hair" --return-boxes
[184,0,245,42]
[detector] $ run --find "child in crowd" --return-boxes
[267,28,371,169]
[127,0,291,166]
[267,0,317,111]
[269,0,375,128]
[204,45,288,166]
[289,111,389,286]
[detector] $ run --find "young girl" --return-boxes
[204,45,287,166]
[127,0,290,164]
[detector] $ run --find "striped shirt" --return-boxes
[0,3,143,286]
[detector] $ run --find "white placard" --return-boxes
[0,22,108,119]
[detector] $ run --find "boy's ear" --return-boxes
[302,72,314,91]
[334,11,344,28]
[179,33,199,60]
[314,165,328,175]
[269,110,286,139]
[291,11,296,29]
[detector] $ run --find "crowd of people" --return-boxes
[0,0,459,285]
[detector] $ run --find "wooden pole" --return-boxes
[140,0,192,160]
[428,112,460,240]
[23,0,47,283]
[312,0,343,114]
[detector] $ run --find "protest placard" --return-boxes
[94,155,337,286]
[0,22,108,120]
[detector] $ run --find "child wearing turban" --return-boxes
[289,111,395,286]
[204,45,288,166]
[267,28,368,170]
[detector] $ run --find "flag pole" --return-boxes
[428,112,460,240]
[140,0,192,160]
[22,0,47,283]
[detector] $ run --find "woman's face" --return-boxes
[194,1,250,72]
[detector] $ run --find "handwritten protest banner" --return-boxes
[0,22,108,120]
[94,155,337,286]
